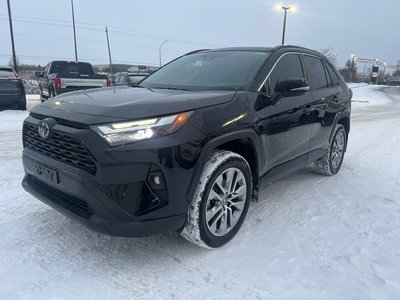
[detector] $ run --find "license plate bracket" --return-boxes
[34,163,59,184]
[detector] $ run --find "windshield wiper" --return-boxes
[135,85,154,92]
[153,86,193,91]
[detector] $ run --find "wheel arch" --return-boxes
[185,129,263,203]
[328,111,350,152]
[337,115,350,135]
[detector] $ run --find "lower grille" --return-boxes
[23,123,97,175]
[29,175,93,219]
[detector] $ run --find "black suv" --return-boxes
[0,66,26,110]
[22,46,351,248]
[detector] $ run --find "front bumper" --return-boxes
[22,174,186,237]
[0,94,26,106]
[21,115,206,237]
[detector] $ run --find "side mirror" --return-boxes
[35,71,44,77]
[274,78,309,94]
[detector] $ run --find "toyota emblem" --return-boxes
[38,121,50,139]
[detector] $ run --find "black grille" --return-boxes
[29,175,93,219]
[24,123,97,175]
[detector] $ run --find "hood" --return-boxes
[31,86,236,125]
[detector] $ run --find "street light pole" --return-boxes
[6,0,18,73]
[71,0,78,61]
[159,40,168,67]
[281,6,290,45]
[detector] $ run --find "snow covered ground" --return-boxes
[1,85,400,299]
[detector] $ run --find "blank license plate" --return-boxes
[34,163,59,184]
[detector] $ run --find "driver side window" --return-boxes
[265,54,304,95]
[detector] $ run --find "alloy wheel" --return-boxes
[205,167,247,237]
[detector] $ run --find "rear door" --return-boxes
[262,53,314,172]
[303,55,343,157]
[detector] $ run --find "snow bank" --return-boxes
[351,85,400,108]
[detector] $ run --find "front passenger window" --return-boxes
[265,54,304,95]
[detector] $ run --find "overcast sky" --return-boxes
[1,0,399,70]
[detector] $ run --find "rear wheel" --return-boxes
[181,150,252,249]
[18,100,26,111]
[50,88,56,98]
[314,124,347,175]
[40,92,46,102]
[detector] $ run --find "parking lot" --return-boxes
[0,84,399,299]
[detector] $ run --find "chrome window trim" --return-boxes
[257,52,323,92]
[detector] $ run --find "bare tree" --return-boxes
[320,47,338,67]
[8,56,19,69]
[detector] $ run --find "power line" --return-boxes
[0,15,224,48]
[0,32,194,53]
[0,53,159,66]
[0,17,102,32]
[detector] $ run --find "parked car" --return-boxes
[22,46,351,248]
[113,72,146,87]
[0,66,26,110]
[35,61,110,101]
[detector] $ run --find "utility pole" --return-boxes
[105,26,113,74]
[159,40,168,67]
[281,6,291,45]
[71,0,78,61]
[7,0,18,73]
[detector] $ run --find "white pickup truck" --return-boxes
[35,61,110,101]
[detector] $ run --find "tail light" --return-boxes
[53,77,61,89]
[8,77,22,83]
[106,79,111,87]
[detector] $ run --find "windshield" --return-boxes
[0,70,16,78]
[141,50,270,91]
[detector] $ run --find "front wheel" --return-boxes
[314,124,347,175]
[181,150,252,249]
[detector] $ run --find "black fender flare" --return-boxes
[328,109,351,151]
[185,129,263,203]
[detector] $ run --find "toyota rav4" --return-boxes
[22,46,351,248]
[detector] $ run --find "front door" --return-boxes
[261,54,314,173]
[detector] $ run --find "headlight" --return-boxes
[92,111,192,146]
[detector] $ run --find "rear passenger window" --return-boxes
[325,62,340,86]
[265,54,304,95]
[304,56,328,90]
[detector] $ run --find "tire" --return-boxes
[314,124,347,176]
[18,100,26,111]
[40,92,46,102]
[181,150,252,249]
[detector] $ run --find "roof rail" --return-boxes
[184,49,210,56]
